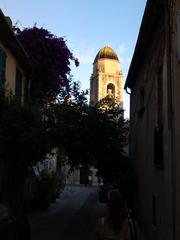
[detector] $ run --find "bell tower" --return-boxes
[90,46,123,107]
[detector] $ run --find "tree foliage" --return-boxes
[48,83,128,177]
[13,26,127,178]
[16,26,79,103]
[0,95,50,174]
[0,82,128,180]
[0,93,53,215]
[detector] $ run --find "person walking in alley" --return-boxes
[96,190,130,240]
[0,193,9,222]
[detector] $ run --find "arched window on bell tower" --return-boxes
[107,83,115,97]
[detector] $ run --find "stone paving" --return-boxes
[29,185,106,240]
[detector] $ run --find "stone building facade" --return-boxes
[125,0,180,239]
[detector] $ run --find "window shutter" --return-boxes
[15,69,22,102]
[177,13,180,60]
[0,48,2,66]
[0,48,6,89]
[154,125,163,169]
[0,48,2,88]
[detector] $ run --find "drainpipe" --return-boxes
[125,87,131,95]
[166,0,175,239]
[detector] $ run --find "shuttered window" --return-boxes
[152,195,157,226]
[177,13,180,60]
[138,87,145,114]
[154,66,163,169]
[154,125,163,169]
[0,47,6,89]
[15,68,22,102]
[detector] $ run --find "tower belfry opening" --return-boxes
[90,46,123,107]
[107,83,115,96]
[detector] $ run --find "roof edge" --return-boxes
[0,9,29,72]
[124,0,164,89]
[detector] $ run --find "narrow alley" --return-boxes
[29,185,106,240]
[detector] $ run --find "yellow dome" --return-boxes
[94,46,119,63]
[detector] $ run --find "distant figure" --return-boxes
[98,177,103,186]
[18,214,31,240]
[88,175,92,186]
[0,193,9,222]
[96,190,130,240]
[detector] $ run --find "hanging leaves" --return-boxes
[16,26,79,103]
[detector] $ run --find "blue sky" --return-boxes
[0,0,147,118]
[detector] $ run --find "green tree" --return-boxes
[0,95,50,215]
[48,83,128,178]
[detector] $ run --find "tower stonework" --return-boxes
[90,46,123,106]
